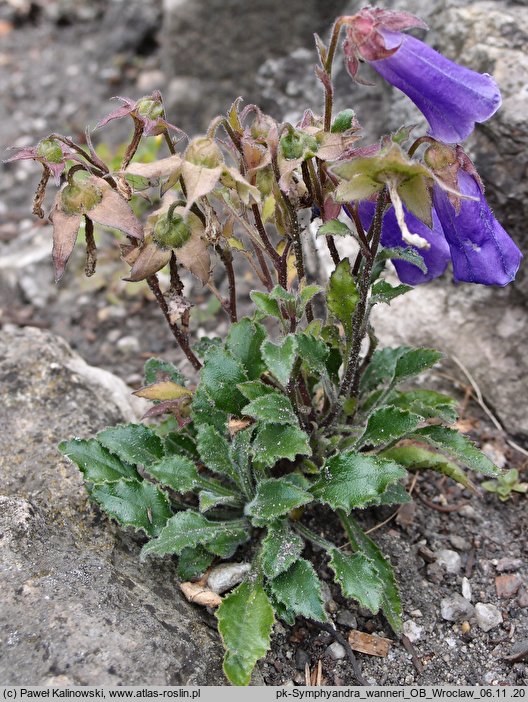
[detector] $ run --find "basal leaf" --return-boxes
[199,347,248,415]
[226,318,267,380]
[144,454,200,493]
[237,380,276,401]
[357,406,422,448]
[389,389,458,424]
[327,260,358,337]
[339,513,402,633]
[59,438,139,484]
[242,392,298,426]
[144,357,185,385]
[91,478,172,537]
[374,481,412,505]
[196,424,241,487]
[177,546,214,580]
[141,511,248,559]
[270,559,327,622]
[261,335,298,386]
[360,346,441,395]
[252,423,312,468]
[261,522,304,579]
[164,431,199,459]
[191,385,229,431]
[409,425,499,477]
[217,580,275,686]
[134,381,192,401]
[329,549,383,614]
[198,490,240,513]
[311,452,406,511]
[96,424,164,466]
[245,477,313,526]
[380,445,475,491]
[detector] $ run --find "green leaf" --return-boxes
[196,424,241,487]
[270,559,327,622]
[377,246,427,273]
[237,380,276,401]
[164,431,199,459]
[374,481,412,505]
[339,513,402,633]
[327,260,358,337]
[226,318,267,380]
[261,522,304,579]
[329,550,383,614]
[144,454,200,493]
[409,425,499,477]
[380,445,475,491]
[199,347,248,414]
[360,346,441,395]
[91,479,172,537]
[217,580,274,686]
[144,357,185,386]
[59,438,139,484]
[299,284,323,310]
[331,108,356,133]
[269,285,296,305]
[261,335,298,386]
[245,477,312,526]
[296,333,329,375]
[250,290,282,319]
[177,546,214,580]
[198,490,240,513]
[371,280,413,305]
[96,424,164,466]
[229,426,255,499]
[193,336,222,358]
[252,423,312,468]
[389,389,458,424]
[357,406,422,448]
[311,452,406,511]
[318,219,352,237]
[269,595,296,626]
[141,511,248,559]
[191,385,229,431]
[242,392,298,426]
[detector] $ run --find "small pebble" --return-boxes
[440,594,474,622]
[427,562,444,584]
[336,610,357,629]
[460,621,471,634]
[116,335,140,354]
[410,609,423,618]
[449,534,471,551]
[495,574,522,599]
[518,588,528,608]
[458,505,481,522]
[207,563,251,594]
[462,577,472,602]
[294,648,310,671]
[436,549,462,575]
[402,620,423,642]
[327,642,346,660]
[475,602,503,632]
[496,557,524,573]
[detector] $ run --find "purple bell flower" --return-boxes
[432,170,522,286]
[356,200,450,285]
[343,8,502,143]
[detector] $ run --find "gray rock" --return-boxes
[207,563,251,594]
[295,648,310,671]
[440,594,475,621]
[336,610,358,629]
[327,642,346,660]
[449,535,472,552]
[0,327,248,685]
[402,620,423,643]
[475,602,504,632]
[462,577,473,602]
[496,557,524,572]
[436,549,463,575]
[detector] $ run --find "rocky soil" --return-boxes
[0,0,527,688]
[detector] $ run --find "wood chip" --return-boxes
[179,581,222,608]
[348,630,392,658]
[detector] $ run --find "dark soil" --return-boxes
[1,2,527,688]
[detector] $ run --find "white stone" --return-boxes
[436,549,462,575]
[207,563,251,594]
[327,642,346,661]
[475,603,503,632]
[462,577,472,602]
[440,594,474,622]
[402,620,423,643]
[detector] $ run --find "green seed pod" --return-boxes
[185,137,223,168]
[135,97,164,121]
[61,172,102,215]
[153,211,192,249]
[36,138,63,164]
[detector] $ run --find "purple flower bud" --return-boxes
[343,8,501,143]
[357,200,450,285]
[433,170,522,286]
